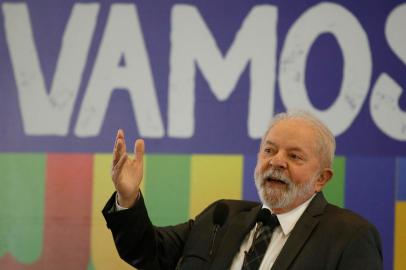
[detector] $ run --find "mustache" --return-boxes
[258,168,292,185]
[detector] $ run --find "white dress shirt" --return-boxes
[229,194,316,270]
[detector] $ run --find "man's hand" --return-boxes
[111,129,144,208]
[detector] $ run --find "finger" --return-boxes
[114,129,125,148]
[113,153,128,179]
[113,129,124,165]
[114,140,125,168]
[117,130,127,157]
[134,139,145,162]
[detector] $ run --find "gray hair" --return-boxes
[261,110,336,169]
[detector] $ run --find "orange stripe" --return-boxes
[395,202,406,270]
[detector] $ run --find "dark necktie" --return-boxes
[241,209,280,270]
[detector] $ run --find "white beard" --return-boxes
[254,168,317,209]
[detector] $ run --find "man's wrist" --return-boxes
[115,191,140,211]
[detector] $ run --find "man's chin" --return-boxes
[260,188,286,208]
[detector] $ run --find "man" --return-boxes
[102,111,382,270]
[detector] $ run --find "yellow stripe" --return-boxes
[90,153,143,270]
[189,155,243,218]
[395,202,406,270]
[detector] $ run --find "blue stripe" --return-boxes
[345,156,395,270]
[243,155,260,202]
[397,158,406,201]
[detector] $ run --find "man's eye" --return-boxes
[264,148,273,154]
[289,153,301,160]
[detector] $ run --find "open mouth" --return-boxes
[265,176,287,185]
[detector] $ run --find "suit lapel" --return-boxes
[211,204,261,269]
[271,192,328,270]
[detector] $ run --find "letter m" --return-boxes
[168,4,277,138]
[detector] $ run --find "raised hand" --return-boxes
[111,129,144,208]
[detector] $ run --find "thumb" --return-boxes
[134,139,145,162]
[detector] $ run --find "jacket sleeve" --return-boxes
[102,192,193,270]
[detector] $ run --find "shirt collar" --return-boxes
[262,193,316,236]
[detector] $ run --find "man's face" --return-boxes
[254,119,330,213]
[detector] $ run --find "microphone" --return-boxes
[257,208,271,225]
[208,202,229,257]
[177,203,228,270]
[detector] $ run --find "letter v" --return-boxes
[2,3,99,135]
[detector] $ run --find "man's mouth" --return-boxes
[264,176,288,185]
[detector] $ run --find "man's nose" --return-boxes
[269,153,287,169]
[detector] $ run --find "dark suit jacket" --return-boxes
[102,192,382,270]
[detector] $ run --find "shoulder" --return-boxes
[306,193,381,245]
[308,193,378,234]
[322,203,377,231]
[322,204,383,264]
[316,203,382,251]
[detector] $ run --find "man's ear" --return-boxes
[315,168,333,192]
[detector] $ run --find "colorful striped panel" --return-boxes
[0,153,402,270]
[189,155,243,218]
[345,157,395,270]
[323,156,345,208]
[0,154,45,263]
[91,154,135,270]
[144,154,190,226]
[0,154,93,269]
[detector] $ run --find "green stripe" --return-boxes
[0,153,45,262]
[144,154,190,226]
[323,156,345,208]
[87,259,95,270]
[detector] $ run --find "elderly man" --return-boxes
[102,111,382,270]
